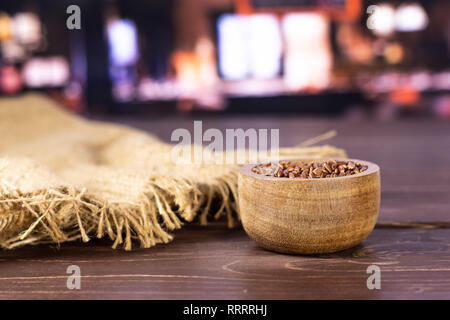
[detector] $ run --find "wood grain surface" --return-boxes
[1,118,449,299]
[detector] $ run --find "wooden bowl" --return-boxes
[238,159,380,254]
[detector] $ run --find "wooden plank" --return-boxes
[0,224,449,299]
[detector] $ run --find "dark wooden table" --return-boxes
[1,118,449,299]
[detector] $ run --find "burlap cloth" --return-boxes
[0,94,346,250]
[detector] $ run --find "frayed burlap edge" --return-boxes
[0,143,346,251]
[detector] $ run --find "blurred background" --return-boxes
[0,0,450,119]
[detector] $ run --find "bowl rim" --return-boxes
[240,158,380,182]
